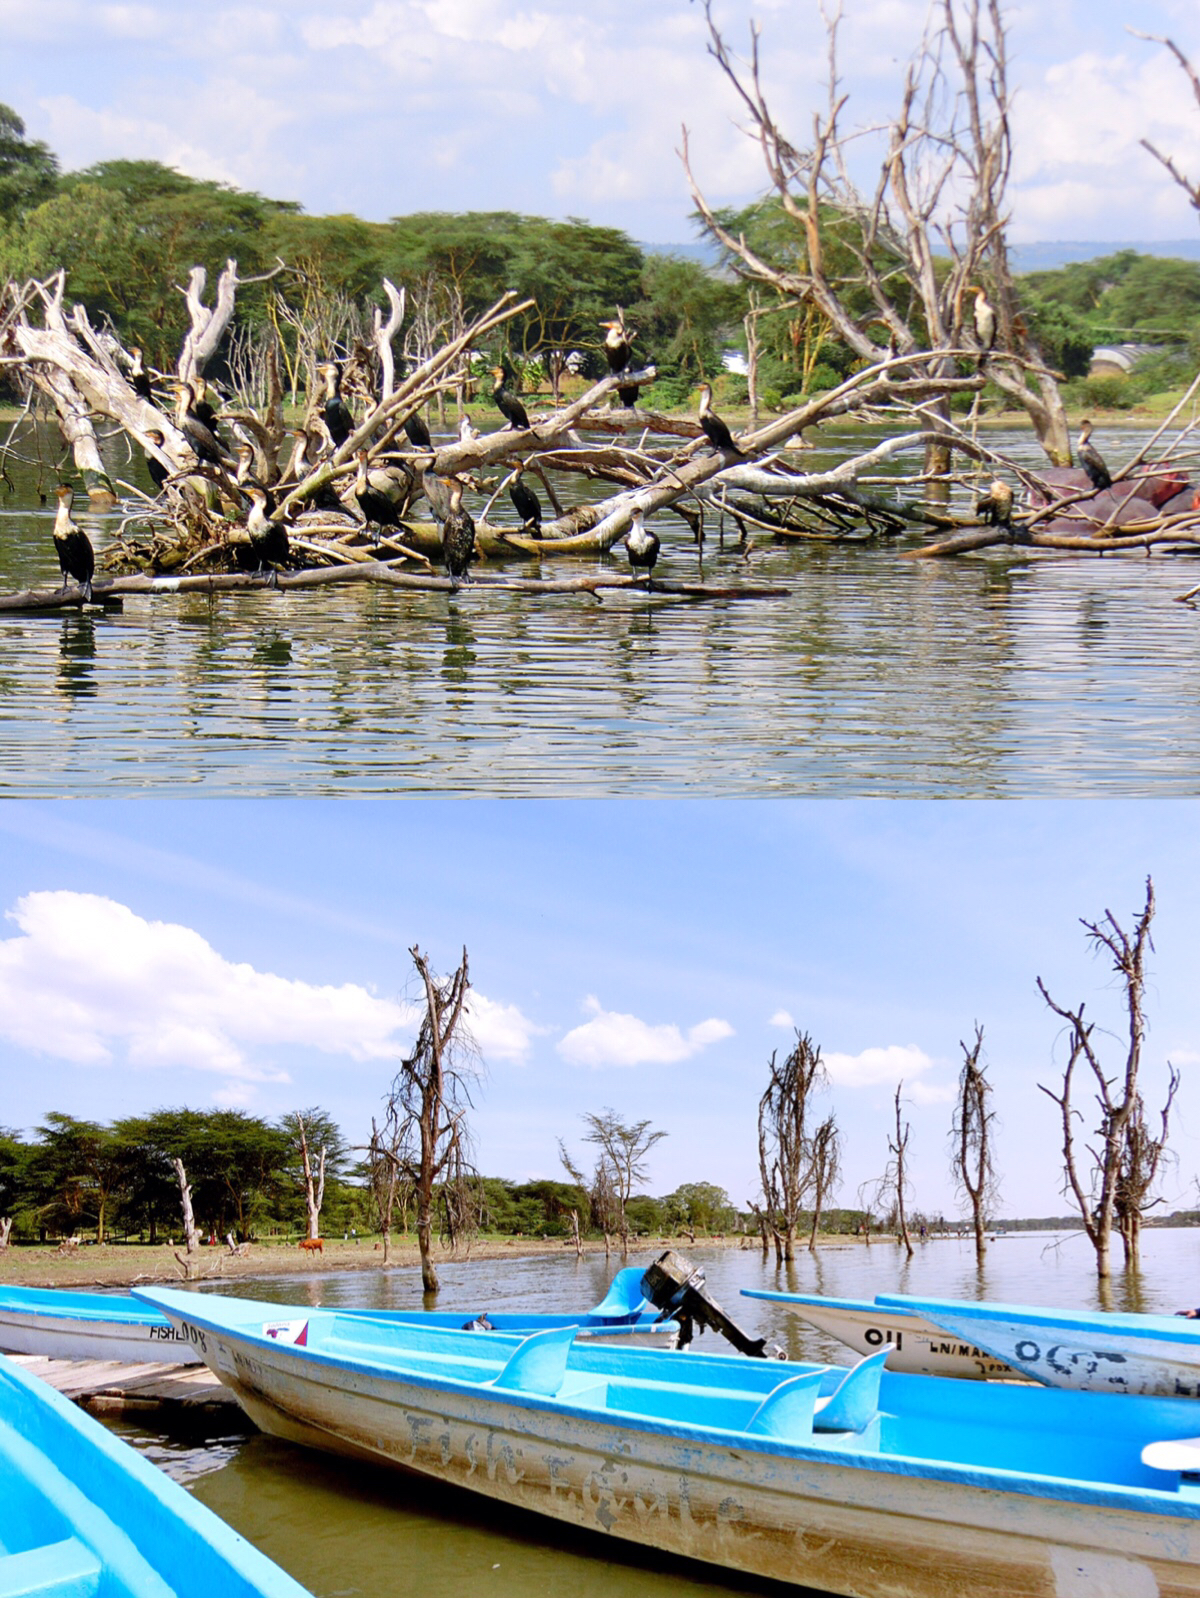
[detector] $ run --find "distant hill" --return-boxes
[1011,239,1200,273]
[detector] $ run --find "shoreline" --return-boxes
[0,1233,866,1292]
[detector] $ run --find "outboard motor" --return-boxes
[640,1250,785,1359]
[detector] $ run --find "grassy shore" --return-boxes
[0,1233,862,1291]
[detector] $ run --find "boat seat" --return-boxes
[0,1537,103,1597]
[813,1349,889,1433]
[589,1268,649,1321]
[491,1326,577,1397]
[746,1369,826,1441]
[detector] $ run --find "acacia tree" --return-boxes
[1038,879,1176,1280]
[950,1025,998,1263]
[383,945,480,1293]
[685,0,1071,468]
[283,1108,345,1241]
[565,1109,667,1256]
[758,1031,828,1261]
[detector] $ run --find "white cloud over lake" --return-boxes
[824,1043,935,1089]
[557,994,734,1068]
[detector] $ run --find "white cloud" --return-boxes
[824,1043,935,1089]
[769,1009,795,1028]
[467,993,546,1063]
[0,890,419,1079]
[557,994,734,1068]
[909,1079,957,1106]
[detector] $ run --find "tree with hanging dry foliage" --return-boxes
[758,1030,831,1262]
[950,1025,998,1263]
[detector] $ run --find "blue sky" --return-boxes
[1,801,1196,1221]
[4,0,1200,243]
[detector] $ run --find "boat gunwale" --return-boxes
[138,1288,1200,1526]
[879,1293,1200,1345]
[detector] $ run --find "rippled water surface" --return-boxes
[4,424,1200,795]
[104,1228,1200,1596]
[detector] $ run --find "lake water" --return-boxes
[4,423,1200,796]
[104,1228,1200,1596]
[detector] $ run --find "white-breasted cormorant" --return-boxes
[243,485,290,582]
[173,380,226,466]
[354,449,410,543]
[1078,420,1112,491]
[128,346,154,402]
[976,479,1014,531]
[624,509,660,588]
[458,413,479,443]
[191,378,221,434]
[317,362,354,449]
[441,478,477,582]
[508,460,542,537]
[600,319,639,407]
[491,366,530,431]
[970,286,996,363]
[52,484,95,600]
[696,382,742,456]
[144,429,169,494]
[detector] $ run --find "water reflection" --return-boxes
[55,613,97,700]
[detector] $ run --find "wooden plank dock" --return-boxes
[8,1354,242,1419]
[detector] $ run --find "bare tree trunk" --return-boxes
[891,1086,915,1258]
[171,1157,200,1255]
[0,1217,11,1249]
[569,1208,582,1259]
[296,1114,327,1240]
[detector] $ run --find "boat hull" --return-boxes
[156,1303,1200,1598]
[744,1291,1020,1380]
[0,1304,201,1363]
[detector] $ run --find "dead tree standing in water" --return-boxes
[758,1031,831,1262]
[383,945,479,1294]
[950,1025,998,1263]
[805,1114,842,1251]
[564,1110,667,1257]
[1038,879,1172,1280]
[877,1084,915,1257]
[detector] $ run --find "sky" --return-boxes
[4,0,1200,245]
[1,800,1197,1222]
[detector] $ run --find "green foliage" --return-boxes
[635,253,741,381]
[0,104,58,221]
[665,1181,738,1233]
[805,363,842,393]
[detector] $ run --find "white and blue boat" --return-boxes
[138,1283,1200,1597]
[0,1351,307,1597]
[741,1288,1021,1379]
[878,1291,1200,1398]
[0,1269,675,1365]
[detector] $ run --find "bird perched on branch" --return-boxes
[51,484,95,601]
[402,408,433,452]
[696,382,743,456]
[507,460,543,537]
[1077,419,1112,491]
[172,380,227,467]
[600,318,640,407]
[242,485,290,583]
[458,413,480,443]
[317,361,354,449]
[976,479,1014,534]
[624,509,660,589]
[491,366,530,431]
[441,478,477,582]
[354,449,410,544]
[143,429,169,495]
[969,285,996,365]
[128,346,154,402]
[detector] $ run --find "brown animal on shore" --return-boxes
[298,1237,323,1254]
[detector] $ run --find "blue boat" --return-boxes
[137,1283,1200,1596]
[0,1351,308,1597]
[0,1268,676,1365]
[878,1291,1200,1397]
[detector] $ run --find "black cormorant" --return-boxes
[354,449,409,543]
[624,509,660,588]
[144,429,169,494]
[600,319,639,407]
[243,486,290,582]
[317,362,354,449]
[490,366,530,431]
[402,409,433,451]
[508,461,542,537]
[441,478,477,582]
[696,382,742,456]
[128,346,154,402]
[1078,420,1112,491]
[51,484,95,600]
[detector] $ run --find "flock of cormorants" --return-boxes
[45,315,754,600]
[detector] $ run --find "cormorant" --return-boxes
[490,366,530,431]
[600,319,639,407]
[354,449,409,543]
[190,378,221,434]
[128,346,154,402]
[402,409,433,451]
[1078,419,1112,491]
[970,286,996,363]
[507,461,542,537]
[243,485,290,582]
[51,484,95,601]
[458,413,479,443]
[696,382,742,456]
[144,429,169,494]
[976,479,1014,532]
[317,362,354,449]
[283,427,343,514]
[441,478,477,582]
[173,380,226,466]
[624,509,660,588]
